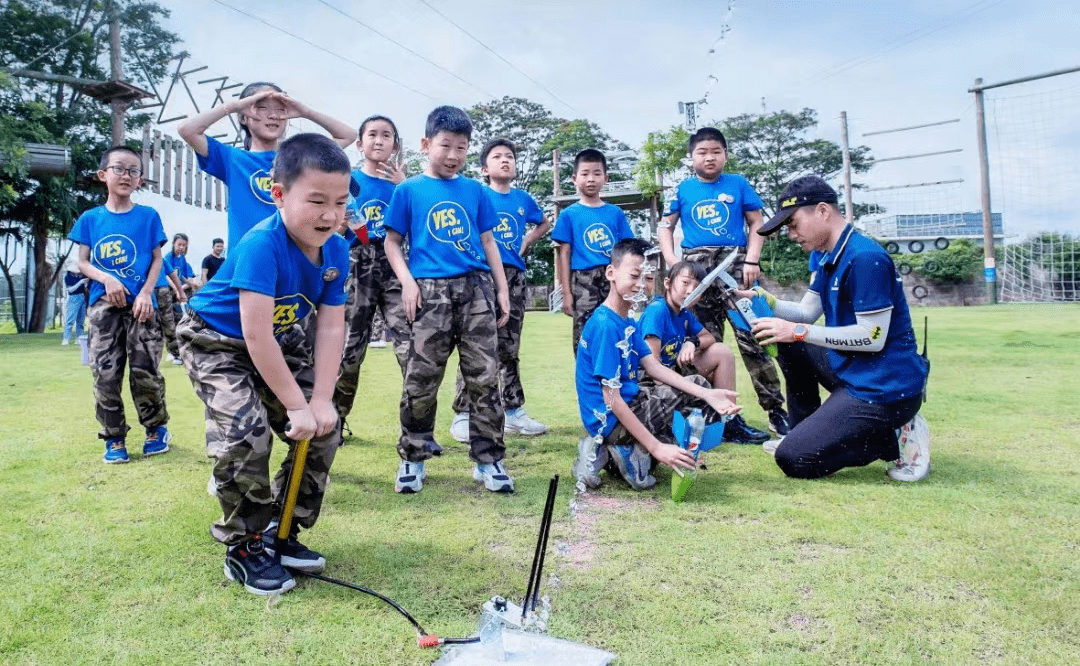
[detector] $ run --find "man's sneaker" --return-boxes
[504,407,547,436]
[165,353,177,364]
[395,460,426,494]
[608,443,656,490]
[262,530,326,573]
[224,535,296,596]
[103,438,129,464]
[368,339,387,348]
[723,414,771,444]
[762,437,783,457]
[768,408,791,436]
[143,426,171,456]
[61,339,71,346]
[450,412,470,443]
[172,357,184,365]
[207,472,218,497]
[572,435,609,490]
[473,461,515,493]
[887,414,931,482]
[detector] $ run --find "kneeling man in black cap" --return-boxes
[747,176,930,482]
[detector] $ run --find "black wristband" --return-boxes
[743,261,759,266]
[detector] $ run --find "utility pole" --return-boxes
[109,3,126,146]
[972,77,997,304]
[839,111,854,226]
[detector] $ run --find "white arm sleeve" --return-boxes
[803,308,893,353]
[770,291,824,323]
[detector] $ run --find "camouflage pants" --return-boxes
[452,265,527,413]
[176,313,341,546]
[334,242,410,419]
[371,308,386,341]
[571,265,609,355]
[400,272,503,464]
[86,299,168,440]
[154,286,180,358]
[682,246,784,413]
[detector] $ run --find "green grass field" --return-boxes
[1,304,1078,665]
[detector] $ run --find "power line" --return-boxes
[211,0,432,100]
[415,0,576,113]
[312,0,495,100]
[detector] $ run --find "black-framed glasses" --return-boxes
[105,165,142,178]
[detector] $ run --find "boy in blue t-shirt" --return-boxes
[449,138,552,443]
[176,134,351,596]
[69,146,171,464]
[658,127,789,438]
[384,106,513,495]
[639,261,769,444]
[552,149,635,354]
[157,233,198,364]
[572,239,740,492]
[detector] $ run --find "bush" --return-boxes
[760,235,811,285]
[895,239,983,283]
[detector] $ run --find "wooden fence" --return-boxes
[140,125,227,212]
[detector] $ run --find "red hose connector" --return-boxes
[418,634,441,649]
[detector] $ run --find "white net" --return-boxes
[988,76,1080,302]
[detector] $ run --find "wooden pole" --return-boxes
[151,130,162,194]
[108,5,126,146]
[839,111,854,227]
[973,78,997,304]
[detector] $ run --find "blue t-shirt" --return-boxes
[190,212,350,340]
[383,174,498,279]
[163,252,195,280]
[551,202,634,271]
[197,136,276,250]
[575,304,653,439]
[349,169,397,242]
[69,204,167,308]
[639,296,705,368]
[809,225,929,404]
[666,174,764,249]
[487,187,544,272]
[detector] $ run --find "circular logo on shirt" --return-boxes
[359,198,389,239]
[93,234,139,278]
[322,268,340,282]
[249,169,274,205]
[493,212,519,250]
[583,222,615,256]
[689,198,732,238]
[426,201,481,260]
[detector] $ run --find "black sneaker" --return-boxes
[224,535,296,596]
[723,414,771,444]
[263,530,326,573]
[768,408,791,436]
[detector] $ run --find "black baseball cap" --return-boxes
[758,176,839,235]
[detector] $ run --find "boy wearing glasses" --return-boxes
[69,146,172,464]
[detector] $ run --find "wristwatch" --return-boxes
[792,324,808,342]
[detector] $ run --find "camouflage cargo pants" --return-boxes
[400,272,504,464]
[334,242,410,419]
[154,286,180,358]
[571,265,609,355]
[176,313,341,546]
[682,246,784,413]
[86,299,169,440]
[452,265,527,413]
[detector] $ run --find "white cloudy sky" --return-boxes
[132,0,1080,258]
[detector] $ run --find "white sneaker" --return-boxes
[450,412,470,443]
[172,357,184,365]
[395,460,426,494]
[165,353,177,364]
[61,339,70,346]
[762,437,784,457]
[887,414,931,482]
[572,435,608,490]
[473,461,514,493]
[207,472,217,497]
[504,406,547,436]
[368,339,387,348]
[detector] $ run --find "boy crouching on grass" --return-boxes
[177,134,351,596]
[572,239,741,491]
[69,146,171,464]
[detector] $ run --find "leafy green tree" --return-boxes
[0,0,180,332]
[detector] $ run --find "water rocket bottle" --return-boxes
[672,408,705,502]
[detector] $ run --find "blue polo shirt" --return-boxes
[666,174,763,249]
[190,212,350,340]
[551,202,634,271]
[575,304,653,438]
[197,136,276,250]
[809,225,928,404]
[349,168,397,242]
[69,204,168,308]
[487,187,544,272]
[383,174,498,279]
[639,296,705,368]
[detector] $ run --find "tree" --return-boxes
[0,0,181,332]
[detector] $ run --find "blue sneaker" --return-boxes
[143,426,171,456]
[103,438,130,464]
[608,443,656,490]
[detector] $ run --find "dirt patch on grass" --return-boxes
[556,494,659,570]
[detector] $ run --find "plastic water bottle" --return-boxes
[686,408,705,457]
[478,608,506,661]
